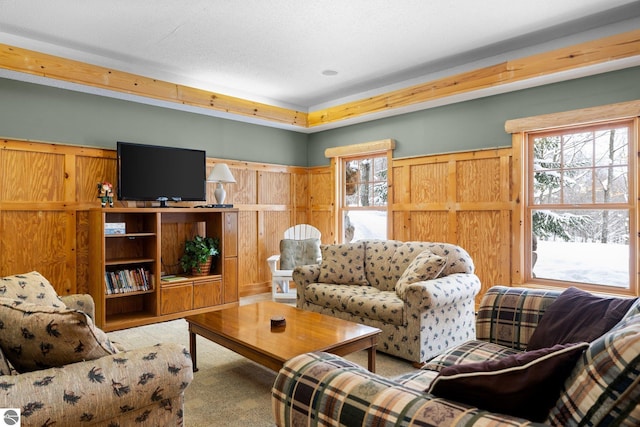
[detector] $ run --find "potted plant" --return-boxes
[180,235,220,276]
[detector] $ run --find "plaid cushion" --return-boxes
[476,286,561,350]
[547,313,640,426]
[393,369,439,391]
[272,352,539,427]
[423,339,522,372]
[624,298,640,318]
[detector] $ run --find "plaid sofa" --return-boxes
[272,286,640,426]
[293,240,481,363]
[0,286,193,427]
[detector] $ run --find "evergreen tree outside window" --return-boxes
[526,121,634,290]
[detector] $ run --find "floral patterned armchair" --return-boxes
[0,271,192,426]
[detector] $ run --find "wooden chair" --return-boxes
[267,224,321,301]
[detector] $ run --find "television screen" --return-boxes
[117,141,206,206]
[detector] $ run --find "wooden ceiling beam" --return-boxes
[0,28,638,130]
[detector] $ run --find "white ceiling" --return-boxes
[1,0,640,130]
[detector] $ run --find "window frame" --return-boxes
[325,139,394,244]
[340,153,389,242]
[507,101,640,297]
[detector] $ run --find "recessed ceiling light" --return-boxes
[321,69,338,76]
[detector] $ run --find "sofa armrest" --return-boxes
[60,293,95,321]
[272,352,545,427]
[476,286,562,350]
[291,264,321,289]
[0,343,192,426]
[403,273,481,308]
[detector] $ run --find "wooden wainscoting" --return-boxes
[1,137,515,303]
[0,139,117,295]
[0,138,311,298]
[306,148,515,304]
[391,148,515,301]
[220,160,312,297]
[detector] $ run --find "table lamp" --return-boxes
[207,163,236,205]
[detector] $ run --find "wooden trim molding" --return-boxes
[0,44,306,127]
[324,138,395,158]
[308,29,640,127]
[1,29,639,129]
[505,99,640,133]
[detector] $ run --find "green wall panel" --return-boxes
[307,66,640,166]
[1,66,639,168]
[0,78,308,165]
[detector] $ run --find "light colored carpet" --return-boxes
[107,299,416,427]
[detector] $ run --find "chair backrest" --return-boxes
[283,224,321,240]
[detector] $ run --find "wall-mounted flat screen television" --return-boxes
[117,141,206,207]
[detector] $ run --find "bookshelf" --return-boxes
[88,207,238,331]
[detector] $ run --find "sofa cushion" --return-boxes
[0,271,66,308]
[279,238,321,270]
[395,250,446,300]
[0,298,118,372]
[344,290,405,326]
[428,342,589,422]
[547,313,640,426]
[475,286,560,350]
[423,339,522,372]
[364,240,402,290]
[302,283,404,325]
[318,242,367,285]
[302,282,378,310]
[388,242,424,278]
[528,287,637,350]
[424,242,475,276]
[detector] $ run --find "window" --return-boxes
[525,120,636,292]
[342,155,388,242]
[325,139,394,243]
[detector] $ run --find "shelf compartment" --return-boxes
[105,289,155,298]
[105,232,156,238]
[105,257,155,266]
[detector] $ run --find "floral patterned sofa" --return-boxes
[0,271,193,426]
[293,240,481,363]
[273,286,640,426]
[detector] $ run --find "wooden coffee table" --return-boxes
[185,301,381,372]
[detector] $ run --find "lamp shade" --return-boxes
[207,163,236,183]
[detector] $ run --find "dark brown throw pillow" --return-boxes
[527,287,637,351]
[428,342,589,422]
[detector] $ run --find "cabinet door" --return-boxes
[223,258,238,303]
[193,279,222,309]
[223,212,238,257]
[160,283,193,314]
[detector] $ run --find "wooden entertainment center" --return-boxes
[88,207,238,331]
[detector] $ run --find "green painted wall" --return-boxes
[0,78,308,165]
[1,66,639,168]
[307,66,640,166]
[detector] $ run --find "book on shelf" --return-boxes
[104,267,152,294]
